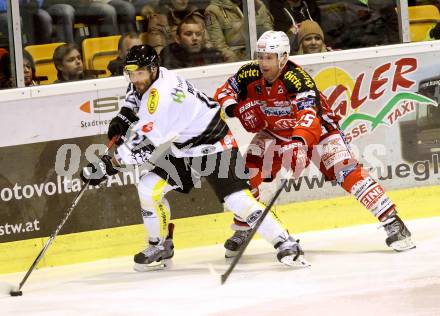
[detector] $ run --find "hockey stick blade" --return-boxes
[11,136,118,296]
[221,178,288,285]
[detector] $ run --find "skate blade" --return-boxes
[390,237,416,252]
[280,255,311,268]
[133,259,173,272]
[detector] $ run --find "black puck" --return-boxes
[10,290,23,296]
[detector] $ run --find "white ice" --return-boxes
[1,217,440,316]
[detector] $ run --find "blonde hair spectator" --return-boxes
[297,19,328,55]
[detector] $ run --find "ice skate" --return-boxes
[383,215,416,252]
[224,229,252,258]
[275,237,310,268]
[134,223,175,272]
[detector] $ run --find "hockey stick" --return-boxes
[10,136,118,297]
[221,177,289,285]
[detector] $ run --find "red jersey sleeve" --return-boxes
[291,108,321,147]
[214,77,239,111]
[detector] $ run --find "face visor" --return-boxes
[123,64,151,83]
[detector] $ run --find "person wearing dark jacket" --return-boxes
[269,0,320,53]
[108,32,143,76]
[160,14,224,69]
[53,43,95,83]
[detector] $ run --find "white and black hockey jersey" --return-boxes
[117,67,236,164]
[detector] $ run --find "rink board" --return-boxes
[1,41,440,270]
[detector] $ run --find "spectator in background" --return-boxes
[160,0,201,43]
[132,0,160,15]
[141,11,170,54]
[160,13,223,69]
[0,0,53,44]
[42,1,77,43]
[23,50,37,86]
[364,0,399,46]
[296,19,330,55]
[20,0,54,44]
[269,0,320,53]
[53,43,94,83]
[270,0,320,33]
[43,0,119,43]
[0,48,11,89]
[0,49,37,88]
[408,0,440,9]
[108,32,143,76]
[204,0,273,62]
[141,1,211,45]
[107,0,137,34]
[0,2,9,40]
[428,22,440,40]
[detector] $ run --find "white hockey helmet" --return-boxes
[256,31,290,59]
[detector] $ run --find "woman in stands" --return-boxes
[296,19,331,54]
[0,49,38,88]
[23,50,37,86]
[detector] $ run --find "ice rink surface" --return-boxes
[1,217,440,316]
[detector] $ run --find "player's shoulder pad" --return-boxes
[282,61,317,94]
[235,61,261,86]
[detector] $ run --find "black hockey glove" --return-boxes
[107,107,139,145]
[80,155,119,186]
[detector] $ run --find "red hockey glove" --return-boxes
[278,140,309,178]
[233,99,266,133]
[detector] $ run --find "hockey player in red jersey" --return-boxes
[80,45,310,270]
[214,31,416,258]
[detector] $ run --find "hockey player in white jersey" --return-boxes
[80,45,309,271]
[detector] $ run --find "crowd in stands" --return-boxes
[0,0,439,89]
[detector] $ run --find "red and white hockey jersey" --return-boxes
[215,60,341,147]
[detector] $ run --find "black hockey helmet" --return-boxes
[124,45,159,72]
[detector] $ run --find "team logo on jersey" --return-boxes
[141,122,154,133]
[171,88,186,103]
[147,88,159,114]
[277,86,284,94]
